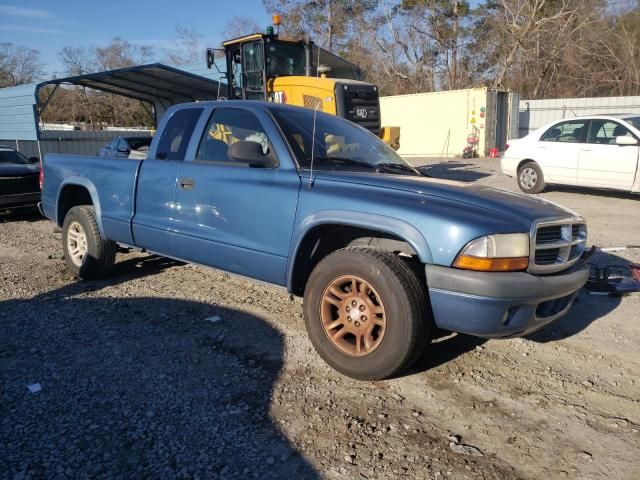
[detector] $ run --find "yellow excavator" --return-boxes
[206,14,399,149]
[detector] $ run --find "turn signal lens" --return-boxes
[453,255,529,272]
[453,233,530,272]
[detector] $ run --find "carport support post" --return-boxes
[38,83,59,120]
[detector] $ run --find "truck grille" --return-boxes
[337,84,381,136]
[530,219,587,274]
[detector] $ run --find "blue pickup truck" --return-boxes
[41,101,589,380]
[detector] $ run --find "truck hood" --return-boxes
[310,171,578,223]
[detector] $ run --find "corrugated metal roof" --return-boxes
[0,63,223,142]
[0,83,38,141]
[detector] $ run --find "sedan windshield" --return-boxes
[0,148,32,164]
[624,116,640,130]
[271,108,419,175]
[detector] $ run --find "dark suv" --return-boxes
[0,145,40,214]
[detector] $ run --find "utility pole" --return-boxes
[327,0,333,52]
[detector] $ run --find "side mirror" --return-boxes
[29,156,39,163]
[227,141,275,168]
[616,135,638,146]
[206,48,215,69]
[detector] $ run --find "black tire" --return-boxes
[303,247,431,380]
[517,161,545,194]
[62,205,116,280]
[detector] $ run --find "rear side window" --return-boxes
[540,120,588,143]
[156,107,203,161]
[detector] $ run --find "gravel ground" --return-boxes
[1,157,639,479]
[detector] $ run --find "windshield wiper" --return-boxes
[307,156,376,170]
[375,162,424,176]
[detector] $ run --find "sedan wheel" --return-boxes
[519,167,538,190]
[517,161,545,194]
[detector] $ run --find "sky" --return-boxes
[0,0,271,76]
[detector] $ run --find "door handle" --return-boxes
[179,177,195,190]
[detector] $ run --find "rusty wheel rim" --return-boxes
[320,275,386,357]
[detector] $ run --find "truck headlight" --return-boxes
[453,233,530,272]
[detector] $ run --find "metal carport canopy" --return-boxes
[38,63,223,124]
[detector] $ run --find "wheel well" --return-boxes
[289,224,419,296]
[58,184,93,225]
[517,159,536,172]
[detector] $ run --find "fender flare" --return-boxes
[286,210,433,290]
[56,177,106,238]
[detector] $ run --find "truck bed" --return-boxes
[41,154,142,245]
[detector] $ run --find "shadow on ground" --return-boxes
[407,330,486,376]
[0,260,319,479]
[0,210,42,223]
[527,251,630,343]
[408,250,631,372]
[416,161,493,182]
[545,184,640,200]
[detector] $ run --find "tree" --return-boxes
[263,0,377,52]
[222,16,262,40]
[0,43,44,87]
[162,26,206,66]
[53,38,155,128]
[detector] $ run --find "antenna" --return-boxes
[307,41,322,189]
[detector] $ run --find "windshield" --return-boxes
[624,116,640,130]
[266,41,305,77]
[271,108,415,174]
[0,148,32,164]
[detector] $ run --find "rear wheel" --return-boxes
[517,161,545,194]
[62,205,116,280]
[303,247,431,380]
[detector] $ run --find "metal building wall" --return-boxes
[380,88,517,157]
[380,88,488,157]
[0,83,38,141]
[1,130,153,159]
[518,95,640,137]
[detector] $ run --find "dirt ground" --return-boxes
[1,157,639,479]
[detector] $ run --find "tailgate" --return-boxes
[0,173,40,195]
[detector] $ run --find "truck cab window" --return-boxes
[266,42,305,78]
[196,108,271,163]
[155,108,203,161]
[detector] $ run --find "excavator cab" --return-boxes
[221,33,308,101]
[206,17,400,150]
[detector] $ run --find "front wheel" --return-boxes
[62,205,116,280]
[303,247,431,380]
[517,161,545,194]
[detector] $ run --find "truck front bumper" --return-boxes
[425,261,588,338]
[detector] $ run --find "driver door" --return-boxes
[170,106,301,285]
[578,119,639,190]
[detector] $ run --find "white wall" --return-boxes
[519,95,640,137]
[380,88,518,157]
